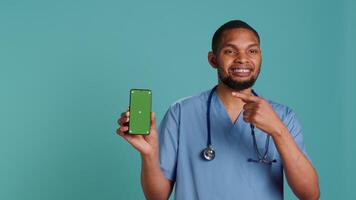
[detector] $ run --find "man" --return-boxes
[117,20,320,200]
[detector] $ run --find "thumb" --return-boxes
[150,112,157,132]
[145,112,158,142]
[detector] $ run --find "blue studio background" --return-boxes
[1,0,355,199]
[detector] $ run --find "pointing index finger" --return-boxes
[232,92,259,103]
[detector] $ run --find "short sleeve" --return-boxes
[283,108,310,161]
[158,104,180,181]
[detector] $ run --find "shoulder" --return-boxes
[167,88,211,113]
[160,88,211,127]
[265,98,296,120]
[263,97,302,137]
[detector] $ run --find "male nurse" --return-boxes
[117,20,320,200]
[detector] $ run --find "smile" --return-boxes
[232,68,251,73]
[229,67,253,77]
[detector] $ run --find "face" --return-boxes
[208,28,262,91]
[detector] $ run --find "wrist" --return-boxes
[271,123,288,139]
[141,150,159,163]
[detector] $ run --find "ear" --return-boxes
[208,51,218,69]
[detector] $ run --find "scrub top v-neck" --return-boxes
[158,88,308,200]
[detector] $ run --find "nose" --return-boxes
[234,52,249,64]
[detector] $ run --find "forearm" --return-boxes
[272,126,320,200]
[141,153,173,200]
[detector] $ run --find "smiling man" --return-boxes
[117,20,320,200]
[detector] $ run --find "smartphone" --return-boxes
[128,89,152,135]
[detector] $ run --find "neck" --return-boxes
[216,82,252,109]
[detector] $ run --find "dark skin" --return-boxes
[208,28,262,124]
[117,28,320,200]
[208,28,320,200]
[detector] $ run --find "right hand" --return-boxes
[116,109,159,157]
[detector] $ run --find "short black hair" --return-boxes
[212,20,260,53]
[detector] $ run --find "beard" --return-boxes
[217,67,260,91]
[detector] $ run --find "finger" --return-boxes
[242,108,255,115]
[118,130,145,146]
[242,109,256,122]
[243,115,252,123]
[121,111,130,117]
[117,127,140,141]
[243,102,258,110]
[118,116,130,126]
[242,111,254,120]
[117,115,129,125]
[124,135,146,149]
[117,126,129,135]
[118,130,134,142]
[150,112,156,130]
[232,92,259,103]
[116,128,124,136]
[146,112,158,140]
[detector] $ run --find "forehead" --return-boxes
[219,28,260,48]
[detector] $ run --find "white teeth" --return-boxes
[232,68,250,73]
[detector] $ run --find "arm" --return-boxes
[117,111,174,200]
[232,92,320,200]
[141,153,174,200]
[272,125,320,200]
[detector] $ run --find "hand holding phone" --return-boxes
[116,89,158,156]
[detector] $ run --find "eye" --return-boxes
[224,49,236,55]
[249,49,259,54]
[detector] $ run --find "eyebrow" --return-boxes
[223,43,260,49]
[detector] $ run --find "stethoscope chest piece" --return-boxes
[202,145,215,161]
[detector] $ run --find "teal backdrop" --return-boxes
[1,0,355,199]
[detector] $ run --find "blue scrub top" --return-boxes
[158,88,308,200]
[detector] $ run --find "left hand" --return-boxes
[232,92,285,137]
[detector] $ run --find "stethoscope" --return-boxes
[201,86,277,165]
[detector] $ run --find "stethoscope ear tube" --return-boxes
[248,124,277,164]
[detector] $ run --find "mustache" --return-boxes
[217,68,260,91]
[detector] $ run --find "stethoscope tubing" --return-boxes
[202,85,276,164]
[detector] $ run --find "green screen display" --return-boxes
[129,89,152,135]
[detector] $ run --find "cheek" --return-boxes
[253,57,262,69]
[218,56,234,68]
